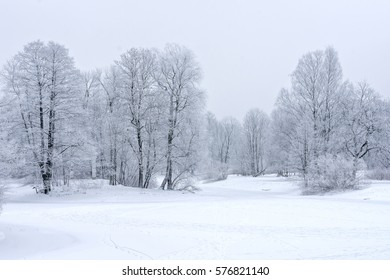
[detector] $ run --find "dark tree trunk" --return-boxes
[109,137,117,185]
[42,85,55,194]
[136,126,144,188]
[118,159,126,185]
[160,129,174,190]
[42,172,52,194]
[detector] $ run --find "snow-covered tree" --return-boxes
[1,41,83,193]
[340,82,385,180]
[116,48,161,188]
[96,66,124,185]
[272,47,389,192]
[156,44,204,190]
[241,108,270,176]
[270,105,299,176]
[364,100,390,179]
[204,112,241,180]
[304,154,362,193]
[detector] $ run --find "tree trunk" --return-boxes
[118,159,126,185]
[160,129,174,190]
[42,172,52,194]
[352,156,359,181]
[137,126,144,188]
[109,137,117,185]
[160,94,175,190]
[91,157,96,180]
[44,88,55,194]
[62,165,68,186]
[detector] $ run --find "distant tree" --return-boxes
[1,41,83,193]
[270,106,297,176]
[204,112,240,180]
[242,108,270,176]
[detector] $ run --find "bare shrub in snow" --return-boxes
[49,179,103,196]
[175,176,200,193]
[0,184,4,214]
[366,169,390,180]
[303,155,364,194]
[200,161,228,181]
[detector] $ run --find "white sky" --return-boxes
[0,0,389,120]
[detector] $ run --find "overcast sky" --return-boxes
[0,0,389,120]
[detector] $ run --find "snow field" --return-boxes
[0,175,389,259]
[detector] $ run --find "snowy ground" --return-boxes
[0,175,389,260]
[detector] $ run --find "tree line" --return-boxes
[0,41,203,193]
[205,47,390,193]
[0,42,389,195]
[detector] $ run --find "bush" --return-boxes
[0,184,4,214]
[365,168,390,180]
[173,175,198,191]
[303,154,364,194]
[199,160,228,181]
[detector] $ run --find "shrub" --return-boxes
[0,185,4,214]
[303,154,364,194]
[365,168,390,180]
[200,160,228,181]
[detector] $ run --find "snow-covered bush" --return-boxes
[0,184,4,214]
[303,154,364,194]
[366,168,390,180]
[200,160,228,181]
[175,176,200,192]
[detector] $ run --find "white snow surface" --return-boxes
[0,175,389,260]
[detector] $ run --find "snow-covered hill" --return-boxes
[0,175,389,259]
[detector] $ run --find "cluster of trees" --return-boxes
[0,42,389,195]
[203,47,390,192]
[203,109,271,180]
[0,41,203,193]
[272,47,390,192]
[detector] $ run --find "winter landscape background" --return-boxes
[0,0,389,260]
